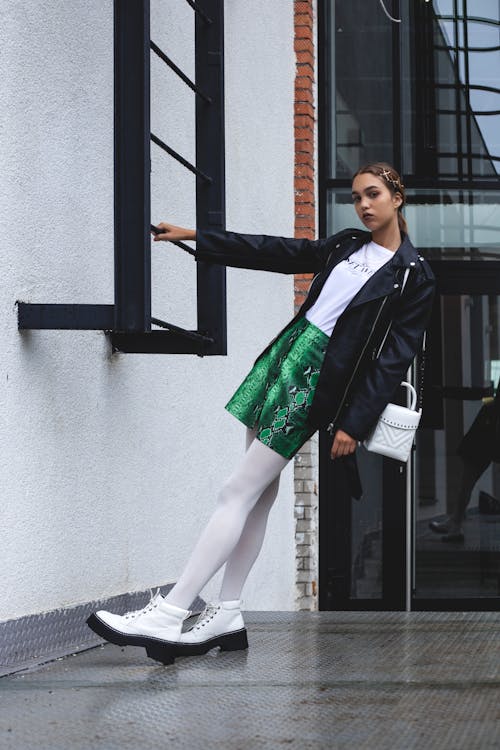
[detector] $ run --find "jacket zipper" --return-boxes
[327,294,389,435]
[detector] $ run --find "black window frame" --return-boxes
[18,0,227,357]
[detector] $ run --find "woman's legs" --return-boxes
[219,429,281,601]
[430,459,487,540]
[164,432,289,610]
[449,459,486,529]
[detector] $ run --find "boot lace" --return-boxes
[191,603,220,631]
[123,588,162,620]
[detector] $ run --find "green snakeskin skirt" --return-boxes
[225,316,329,459]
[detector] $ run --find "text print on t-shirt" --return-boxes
[344,255,374,276]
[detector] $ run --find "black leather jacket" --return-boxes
[196,227,436,444]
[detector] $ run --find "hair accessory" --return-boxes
[379,168,404,193]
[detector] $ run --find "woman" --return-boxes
[87,162,435,665]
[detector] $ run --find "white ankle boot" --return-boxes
[173,600,248,658]
[86,590,190,665]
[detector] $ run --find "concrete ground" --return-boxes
[1,611,500,749]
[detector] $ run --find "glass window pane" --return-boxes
[470,0,499,21]
[467,19,499,48]
[405,190,500,254]
[475,114,500,165]
[415,293,500,600]
[434,0,455,17]
[329,0,393,178]
[469,88,500,113]
[351,452,383,599]
[327,188,500,257]
[401,2,500,179]
[469,52,500,81]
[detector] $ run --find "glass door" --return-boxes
[319,430,407,610]
[318,0,500,610]
[413,270,500,609]
[319,269,500,612]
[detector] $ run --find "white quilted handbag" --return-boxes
[363,381,422,462]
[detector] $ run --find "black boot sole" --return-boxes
[86,614,177,664]
[146,628,249,665]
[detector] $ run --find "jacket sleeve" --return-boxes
[337,277,436,441]
[195,228,335,274]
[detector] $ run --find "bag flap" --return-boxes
[378,403,422,430]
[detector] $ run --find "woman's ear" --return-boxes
[393,193,403,210]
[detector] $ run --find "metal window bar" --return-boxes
[151,317,214,344]
[113,0,151,334]
[436,151,500,163]
[435,44,500,52]
[435,14,499,27]
[18,0,226,357]
[436,109,500,116]
[150,133,212,182]
[171,239,197,256]
[150,41,212,103]
[112,0,226,354]
[184,0,213,25]
[433,83,500,95]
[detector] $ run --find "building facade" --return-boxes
[2,0,500,670]
[1,1,305,668]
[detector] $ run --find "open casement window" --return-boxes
[18,0,226,356]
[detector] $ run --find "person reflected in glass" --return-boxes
[87,163,435,666]
[429,380,500,543]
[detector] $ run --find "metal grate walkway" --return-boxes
[1,611,500,749]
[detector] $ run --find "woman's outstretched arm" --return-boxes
[152,222,338,275]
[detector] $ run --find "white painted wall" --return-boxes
[0,0,297,620]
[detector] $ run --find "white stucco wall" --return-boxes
[0,0,296,620]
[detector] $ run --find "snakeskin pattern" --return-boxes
[225,317,328,458]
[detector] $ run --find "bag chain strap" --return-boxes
[417,330,427,411]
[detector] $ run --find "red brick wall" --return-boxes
[294,1,319,612]
[294,0,315,312]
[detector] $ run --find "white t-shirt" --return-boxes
[305,241,394,337]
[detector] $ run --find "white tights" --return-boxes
[164,429,289,610]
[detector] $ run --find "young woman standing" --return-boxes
[87,162,435,665]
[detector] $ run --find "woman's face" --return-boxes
[351,173,402,232]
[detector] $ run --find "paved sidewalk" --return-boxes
[1,611,500,749]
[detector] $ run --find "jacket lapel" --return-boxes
[302,231,420,315]
[344,259,401,311]
[302,233,367,310]
[342,233,419,311]
[327,232,367,270]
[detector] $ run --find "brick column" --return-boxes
[294,0,318,611]
[294,0,315,312]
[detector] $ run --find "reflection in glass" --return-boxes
[415,293,500,599]
[350,451,383,599]
[329,0,393,178]
[405,0,500,179]
[327,188,500,258]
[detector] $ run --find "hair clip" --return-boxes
[379,169,403,191]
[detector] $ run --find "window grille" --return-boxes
[18,0,226,356]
